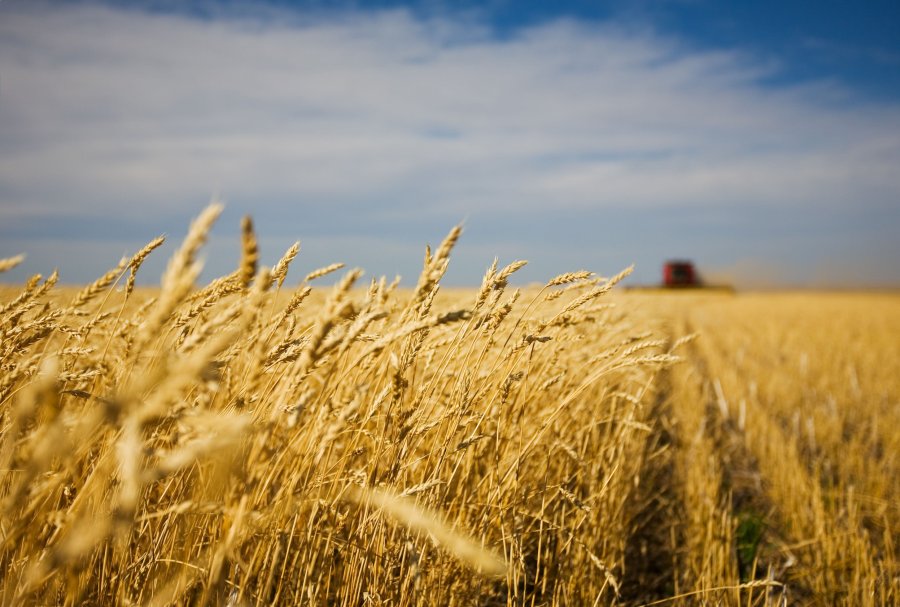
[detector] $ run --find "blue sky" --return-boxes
[1,0,899,288]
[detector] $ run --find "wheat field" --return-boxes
[0,206,897,606]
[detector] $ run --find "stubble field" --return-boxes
[1,207,897,605]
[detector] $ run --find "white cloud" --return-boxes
[1,1,898,285]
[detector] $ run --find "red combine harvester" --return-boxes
[625,260,732,292]
[663,260,699,287]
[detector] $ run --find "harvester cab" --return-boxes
[663,260,699,288]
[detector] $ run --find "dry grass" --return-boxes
[0,207,897,606]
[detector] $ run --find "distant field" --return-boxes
[1,209,897,605]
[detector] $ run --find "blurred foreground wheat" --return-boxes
[0,206,675,606]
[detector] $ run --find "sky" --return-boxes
[1,0,899,289]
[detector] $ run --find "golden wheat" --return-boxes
[0,209,896,606]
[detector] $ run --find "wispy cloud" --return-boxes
[1,1,898,286]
